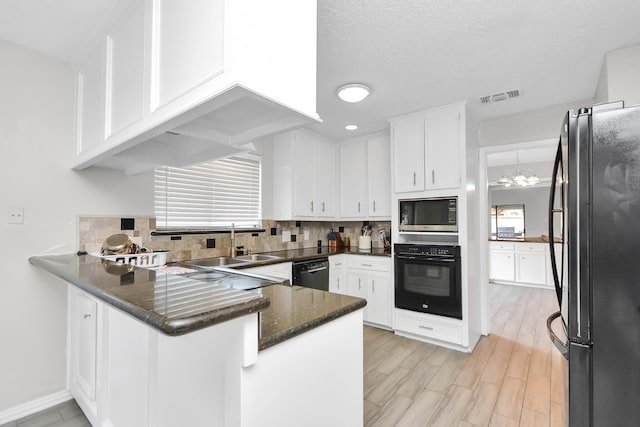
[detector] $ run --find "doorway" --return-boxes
[477,138,558,334]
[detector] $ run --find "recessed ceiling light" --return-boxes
[345,124,358,130]
[337,83,371,103]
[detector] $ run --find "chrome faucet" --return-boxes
[230,223,236,257]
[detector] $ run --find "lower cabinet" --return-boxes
[489,241,553,288]
[342,255,392,329]
[394,309,463,346]
[69,287,100,426]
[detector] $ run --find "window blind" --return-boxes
[154,156,261,229]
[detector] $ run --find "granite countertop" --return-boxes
[29,252,368,348]
[258,285,366,351]
[29,254,270,336]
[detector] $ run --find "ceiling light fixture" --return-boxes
[497,150,540,187]
[345,124,358,130]
[337,83,371,103]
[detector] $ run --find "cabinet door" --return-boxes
[293,131,317,216]
[367,135,391,217]
[106,1,145,137]
[330,267,346,295]
[340,141,367,217]
[153,0,225,109]
[489,251,515,282]
[516,253,547,285]
[76,42,106,155]
[71,292,98,400]
[392,116,425,193]
[346,271,368,298]
[315,138,336,217]
[425,105,460,189]
[367,274,391,327]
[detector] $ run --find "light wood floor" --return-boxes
[364,283,568,427]
[3,283,567,427]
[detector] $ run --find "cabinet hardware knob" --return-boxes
[310,201,314,212]
[83,314,91,319]
[419,325,434,331]
[322,202,325,212]
[432,169,435,184]
[358,202,360,213]
[373,201,376,212]
[413,172,416,186]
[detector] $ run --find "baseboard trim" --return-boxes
[0,390,73,424]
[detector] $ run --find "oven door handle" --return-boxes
[396,255,456,262]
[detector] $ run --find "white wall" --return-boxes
[479,99,593,147]
[489,185,551,238]
[0,41,153,413]
[601,44,640,107]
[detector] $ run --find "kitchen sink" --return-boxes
[183,257,250,268]
[236,254,283,262]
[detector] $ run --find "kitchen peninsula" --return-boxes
[29,254,366,427]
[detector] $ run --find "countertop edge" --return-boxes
[258,296,367,351]
[29,255,270,336]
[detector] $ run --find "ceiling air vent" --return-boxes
[480,89,521,104]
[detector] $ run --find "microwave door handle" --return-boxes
[548,140,563,308]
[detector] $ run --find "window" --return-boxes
[490,204,525,240]
[154,155,261,229]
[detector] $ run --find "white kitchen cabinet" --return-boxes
[105,1,146,139]
[339,133,391,219]
[367,134,391,217]
[516,244,547,285]
[425,104,460,189]
[392,115,425,193]
[339,141,368,217]
[72,0,319,173]
[391,104,462,193]
[489,241,553,287]
[344,255,392,329]
[489,241,516,282]
[75,41,107,157]
[68,287,100,426]
[272,129,336,220]
[329,255,347,295]
[394,309,463,346]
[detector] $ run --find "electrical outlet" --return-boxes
[282,231,291,242]
[8,207,24,224]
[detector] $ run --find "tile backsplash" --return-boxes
[79,216,391,262]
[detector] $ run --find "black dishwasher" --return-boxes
[292,258,329,291]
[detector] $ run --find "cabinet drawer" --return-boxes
[346,256,390,272]
[516,243,546,253]
[489,241,515,251]
[329,255,346,268]
[395,312,462,344]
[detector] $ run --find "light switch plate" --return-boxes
[282,231,291,242]
[8,207,24,224]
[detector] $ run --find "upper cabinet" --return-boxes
[73,0,319,174]
[391,103,462,193]
[272,129,336,220]
[339,133,391,219]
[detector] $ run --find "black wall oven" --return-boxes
[394,243,462,319]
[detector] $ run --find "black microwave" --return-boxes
[399,197,458,232]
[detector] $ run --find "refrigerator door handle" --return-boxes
[547,310,568,360]
[548,140,564,308]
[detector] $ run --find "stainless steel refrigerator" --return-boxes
[547,101,640,427]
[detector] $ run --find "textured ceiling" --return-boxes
[2,0,640,141]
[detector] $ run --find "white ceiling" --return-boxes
[3,0,640,141]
